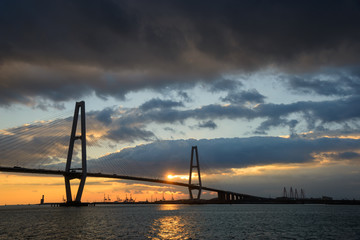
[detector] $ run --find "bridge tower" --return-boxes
[64,101,87,204]
[188,146,202,200]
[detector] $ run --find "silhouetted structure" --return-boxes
[0,101,263,205]
[283,187,287,198]
[188,146,202,200]
[295,188,299,199]
[301,189,305,199]
[64,101,87,205]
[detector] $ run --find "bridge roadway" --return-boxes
[0,166,258,201]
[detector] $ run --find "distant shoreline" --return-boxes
[1,198,356,207]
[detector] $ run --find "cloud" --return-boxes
[105,126,156,143]
[164,127,176,132]
[323,151,360,161]
[59,92,360,144]
[221,89,265,105]
[197,120,217,130]
[105,95,360,136]
[337,151,360,160]
[177,91,192,103]
[88,137,360,177]
[4,95,358,170]
[286,68,360,96]
[95,107,115,125]
[139,98,184,111]
[254,118,298,135]
[206,78,243,93]
[1,0,360,106]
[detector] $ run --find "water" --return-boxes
[0,204,359,239]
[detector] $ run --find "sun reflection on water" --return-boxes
[148,208,190,240]
[148,216,188,240]
[158,204,181,211]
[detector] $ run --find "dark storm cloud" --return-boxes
[88,137,360,177]
[0,63,96,106]
[1,0,360,106]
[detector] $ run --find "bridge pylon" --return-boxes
[188,146,202,200]
[64,101,87,204]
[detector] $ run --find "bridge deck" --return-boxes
[0,166,256,198]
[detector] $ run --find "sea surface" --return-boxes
[0,204,359,239]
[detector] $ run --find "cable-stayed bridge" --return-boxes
[0,101,259,205]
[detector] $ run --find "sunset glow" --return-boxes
[1,0,360,205]
[167,175,189,180]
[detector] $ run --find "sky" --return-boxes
[1,0,360,204]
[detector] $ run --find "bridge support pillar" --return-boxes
[188,146,202,200]
[218,191,225,201]
[64,101,87,204]
[226,193,231,202]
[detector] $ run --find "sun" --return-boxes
[167,174,189,180]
